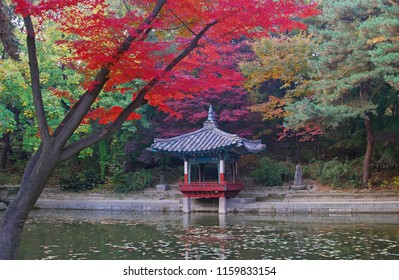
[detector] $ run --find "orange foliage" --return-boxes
[250,96,287,121]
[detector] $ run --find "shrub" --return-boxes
[318,159,346,187]
[303,160,324,180]
[114,169,153,193]
[252,157,293,186]
[0,171,21,185]
[60,170,104,192]
[317,158,362,188]
[393,176,399,190]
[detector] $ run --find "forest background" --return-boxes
[1,0,399,193]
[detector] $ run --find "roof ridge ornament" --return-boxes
[208,105,216,122]
[204,105,217,129]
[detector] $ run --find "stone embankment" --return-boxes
[2,184,399,214]
[238,186,399,214]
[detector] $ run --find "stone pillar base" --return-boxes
[219,197,227,214]
[182,197,191,213]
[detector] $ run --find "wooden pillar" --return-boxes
[235,161,238,181]
[219,158,225,183]
[188,163,191,183]
[198,163,203,182]
[184,159,189,184]
[231,163,235,183]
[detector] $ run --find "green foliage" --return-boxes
[392,176,399,190]
[252,157,293,186]
[60,170,104,192]
[283,0,399,186]
[0,56,29,139]
[301,0,383,120]
[114,170,153,193]
[380,180,389,189]
[373,116,399,169]
[284,99,361,130]
[0,171,21,185]
[0,22,89,155]
[0,105,16,138]
[359,1,399,91]
[98,140,110,179]
[376,144,398,169]
[305,159,363,188]
[302,160,324,181]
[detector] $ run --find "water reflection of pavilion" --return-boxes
[181,214,235,260]
[148,106,265,213]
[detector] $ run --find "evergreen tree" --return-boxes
[287,0,399,186]
[360,0,399,91]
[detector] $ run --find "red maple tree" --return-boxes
[0,0,317,259]
[155,42,262,138]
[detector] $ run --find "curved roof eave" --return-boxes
[148,106,266,157]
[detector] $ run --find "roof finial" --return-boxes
[208,105,215,122]
[204,105,217,129]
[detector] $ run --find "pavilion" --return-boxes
[148,106,265,213]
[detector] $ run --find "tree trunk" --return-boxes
[0,143,60,259]
[359,80,373,188]
[363,114,373,187]
[0,0,20,60]
[0,133,10,170]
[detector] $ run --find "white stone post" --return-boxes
[182,197,191,213]
[219,197,227,214]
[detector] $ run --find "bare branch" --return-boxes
[122,0,131,12]
[167,5,196,35]
[200,26,241,47]
[164,24,187,32]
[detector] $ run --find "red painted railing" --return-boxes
[178,181,244,198]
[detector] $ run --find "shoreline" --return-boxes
[2,184,399,214]
[33,197,399,214]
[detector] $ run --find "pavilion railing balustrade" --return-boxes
[178,181,244,191]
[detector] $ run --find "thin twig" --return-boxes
[167,5,196,35]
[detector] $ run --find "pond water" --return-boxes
[10,210,399,260]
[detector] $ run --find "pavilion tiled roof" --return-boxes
[148,106,266,157]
